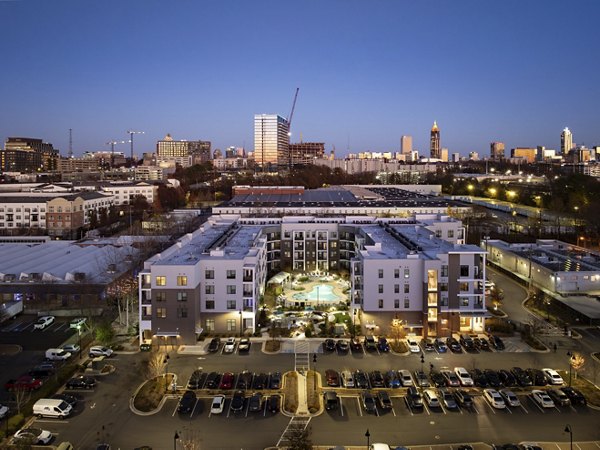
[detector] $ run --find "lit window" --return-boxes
[156,307,166,318]
[156,276,166,286]
[177,276,187,286]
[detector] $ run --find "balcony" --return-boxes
[243,275,253,283]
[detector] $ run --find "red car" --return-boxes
[5,375,43,391]
[219,372,234,390]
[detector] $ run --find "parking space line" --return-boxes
[356,397,363,416]
[423,403,431,415]
[554,406,561,413]
[54,323,67,332]
[391,407,396,417]
[226,400,232,418]
[244,399,250,417]
[189,399,199,419]
[339,397,344,417]
[171,402,178,417]
[263,397,268,417]
[505,406,513,414]
[404,398,414,416]
[530,399,545,413]
[482,399,496,414]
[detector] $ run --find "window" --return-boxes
[155,292,166,302]
[378,269,384,279]
[177,276,187,286]
[404,268,410,279]
[378,299,384,309]
[205,285,214,294]
[156,307,166,318]
[441,265,448,277]
[435,229,442,238]
[177,292,187,302]
[205,269,214,279]
[460,265,469,277]
[394,268,400,279]
[394,299,400,308]
[227,285,236,295]
[156,276,166,286]
[448,230,454,238]
[439,282,448,292]
[227,300,237,310]
[226,319,237,331]
[461,297,469,306]
[205,319,215,332]
[226,270,236,279]
[404,284,410,294]
[205,300,215,309]
[404,298,410,308]
[177,306,188,318]
[378,284,384,294]
[394,284,400,294]
[460,282,469,292]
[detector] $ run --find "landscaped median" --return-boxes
[131,374,177,414]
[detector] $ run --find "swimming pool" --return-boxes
[292,284,340,302]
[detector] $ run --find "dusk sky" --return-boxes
[1,0,599,158]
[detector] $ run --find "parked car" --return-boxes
[423,389,440,408]
[546,388,570,407]
[498,369,516,387]
[484,369,502,388]
[531,390,555,408]
[423,339,435,352]
[377,391,392,410]
[377,337,390,352]
[210,395,225,414]
[434,338,448,353]
[370,371,385,388]
[29,366,55,378]
[385,370,401,388]
[350,338,363,352]
[238,338,251,352]
[223,338,236,354]
[205,372,221,389]
[231,391,245,412]
[253,373,268,390]
[336,339,349,353]
[477,337,490,351]
[398,369,413,387]
[325,370,340,387]
[89,346,113,358]
[440,368,460,387]
[363,336,377,352]
[13,428,52,445]
[69,317,86,329]
[489,335,505,350]
[66,376,96,390]
[459,334,475,351]
[33,316,55,330]
[324,391,339,410]
[561,387,586,406]
[187,370,203,389]
[483,389,506,409]
[0,404,9,420]
[269,372,281,389]
[5,375,43,391]
[207,337,221,353]
[413,370,430,388]
[438,388,458,409]
[406,338,420,353]
[472,369,488,388]
[62,344,80,354]
[454,389,473,408]
[430,371,446,388]
[542,368,564,385]
[511,367,533,387]
[499,389,520,407]
[268,394,281,412]
[446,337,462,353]
[52,393,79,407]
[454,367,474,386]
[354,370,369,389]
[341,370,355,388]
[405,386,424,410]
[324,339,336,352]
[248,393,263,412]
[527,369,548,386]
[362,391,377,414]
[237,371,253,389]
[177,390,196,413]
[219,372,234,390]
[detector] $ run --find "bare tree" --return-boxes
[570,353,585,380]
[13,386,31,415]
[146,350,168,380]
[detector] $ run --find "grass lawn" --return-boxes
[265,340,281,352]
[133,374,175,412]
[283,372,298,414]
[306,370,320,413]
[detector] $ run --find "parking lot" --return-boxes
[0,315,77,350]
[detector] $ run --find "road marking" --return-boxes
[171,403,178,417]
[189,399,199,418]
[339,397,344,417]
[54,323,67,332]
[391,407,396,417]
[520,403,528,413]
[356,397,363,416]
[90,403,96,409]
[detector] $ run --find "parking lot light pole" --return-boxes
[174,431,179,450]
[564,424,572,450]
[312,354,317,372]
[164,354,170,393]
[567,351,573,386]
[365,429,370,449]
[420,353,425,374]
[352,309,357,338]
[77,324,82,360]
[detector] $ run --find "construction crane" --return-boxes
[287,88,299,169]
[106,139,129,167]
[126,130,144,165]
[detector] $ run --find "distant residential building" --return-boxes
[58,157,100,173]
[511,147,537,163]
[46,192,113,237]
[452,153,461,162]
[401,135,413,155]
[469,152,479,161]
[212,157,249,171]
[440,148,448,162]
[134,166,164,181]
[561,127,573,155]
[430,122,441,159]
[100,182,157,206]
[289,142,325,166]
[490,142,505,160]
[253,114,289,169]
[83,151,126,168]
[1,137,59,173]
[156,134,211,166]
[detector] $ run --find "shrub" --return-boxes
[0,413,25,438]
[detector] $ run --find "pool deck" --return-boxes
[282,276,350,305]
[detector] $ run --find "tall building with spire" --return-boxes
[561,127,573,155]
[430,121,441,159]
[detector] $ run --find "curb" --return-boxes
[129,374,178,416]
[262,340,282,355]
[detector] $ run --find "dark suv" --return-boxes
[207,337,221,353]
[405,386,423,410]
[363,336,377,352]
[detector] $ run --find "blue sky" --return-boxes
[1,0,599,158]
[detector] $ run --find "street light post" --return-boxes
[312,354,317,372]
[365,429,370,449]
[77,325,82,360]
[564,424,573,450]
[239,310,243,338]
[567,351,573,386]
[164,354,170,393]
[173,431,179,450]
[352,309,357,338]
[420,353,425,374]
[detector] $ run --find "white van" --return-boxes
[33,398,73,419]
[45,348,71,361]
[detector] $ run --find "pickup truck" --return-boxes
[5,375,43,391]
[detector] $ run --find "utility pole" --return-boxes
[68,128,73,158]
[106,140,129,168]
[126,130,144,166]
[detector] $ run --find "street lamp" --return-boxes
[77,324,83,360]
[164,354,170,393]
[173,431,179,450]
[352,309,357,338]
[312,354,317,372]
[365,429,370,449]
[239,310,243,338]
[420,353,425,374]
[564,424,573,450]
[567,352,574,386]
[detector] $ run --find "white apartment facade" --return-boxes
[100,182,157,206]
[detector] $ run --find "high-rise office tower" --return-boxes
[561,127,573,155]
[401,135,413,155]
[156,134,211,164]
[430,121,441,159]
[490,142,505,160]
[254,114,289,169]
[1,137,59,172]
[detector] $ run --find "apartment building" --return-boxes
[100,182,157,206]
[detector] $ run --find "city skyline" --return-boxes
[1,0,599,158]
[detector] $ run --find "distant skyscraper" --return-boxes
[561,127,573,154]
[254,114,289,169]
[490,142,505,160]
[430,121,440,159]
[156,134,211,165]
[1,137,59,172]
[401,135,413,155]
